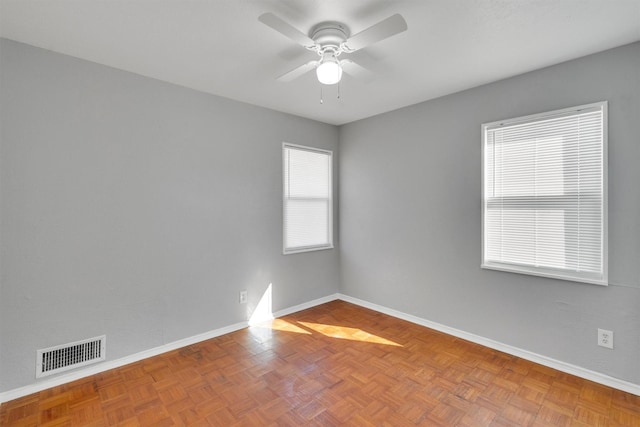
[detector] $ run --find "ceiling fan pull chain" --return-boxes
[337,82,341,99]
[320,85,323,104]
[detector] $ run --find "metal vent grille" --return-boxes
[36,335,106,378]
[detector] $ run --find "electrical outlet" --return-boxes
[239,290,248,304]
[597,328,614,349]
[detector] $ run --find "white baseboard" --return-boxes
[0,294,340,404]
[337,293,640,397]
[2,291,638,403]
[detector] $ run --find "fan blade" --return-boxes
[258,13,315,48]
[340,59,374,82]
[343,14,407,52]
[277,60,319,82]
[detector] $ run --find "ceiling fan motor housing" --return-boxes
[310,21,350,52]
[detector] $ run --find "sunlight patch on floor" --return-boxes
[246,284,400,346]
[298,322,402,346]
[252,318,312,334]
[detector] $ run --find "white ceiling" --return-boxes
[1,0,639,125]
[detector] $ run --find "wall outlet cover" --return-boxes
[597,328,614,349]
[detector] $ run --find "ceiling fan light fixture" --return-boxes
[316,55,342,85]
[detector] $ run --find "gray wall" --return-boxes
[2,37,639,394]
[340,42,640,384]
[0,39,340,392]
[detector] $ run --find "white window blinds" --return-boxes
[482,102,607,285]
[283,144,333,254]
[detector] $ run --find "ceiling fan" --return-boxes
[259,12,407,85]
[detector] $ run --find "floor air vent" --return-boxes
[36,335,106,378]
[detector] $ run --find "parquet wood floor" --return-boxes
[1,300,639,426]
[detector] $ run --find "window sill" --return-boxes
[481,262,607,286]
[283,245,334,255]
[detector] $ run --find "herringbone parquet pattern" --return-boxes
[1,300,639,426]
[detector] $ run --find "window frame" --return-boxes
[481,101,608,285]
[282,142,334,255]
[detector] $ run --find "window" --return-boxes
[482,102,607,285]
[283,143,333,254]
